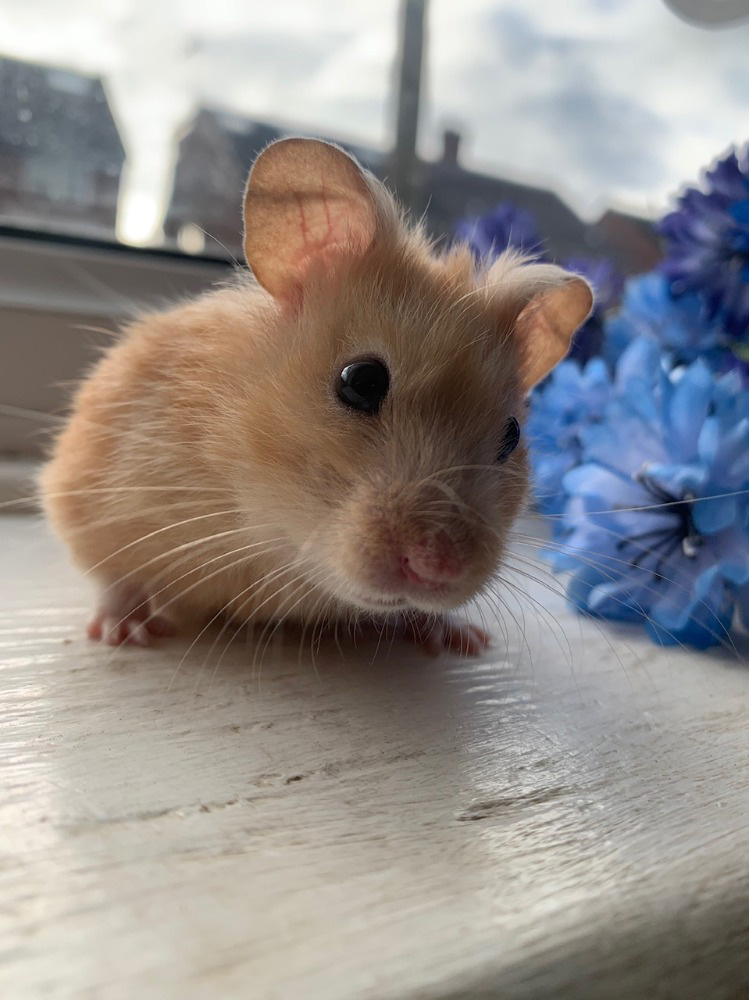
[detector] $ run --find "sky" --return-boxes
[0,0,747,244]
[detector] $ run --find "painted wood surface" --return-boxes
[2,515,749,999]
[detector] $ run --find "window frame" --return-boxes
[0,226,233,464]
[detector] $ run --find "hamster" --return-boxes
[40,138,592,656]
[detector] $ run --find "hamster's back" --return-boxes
[41,282,280,626]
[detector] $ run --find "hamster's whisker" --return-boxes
[422,484,733,653]
[477,596,507,656]
[169,554,309,689]
[508,532,738,656]
[491,565,575,675]
[0,498,243,568]
[484,580,538,679]
[105,539,290,651]
[191,225,243,268]
[535,489,749,519]
[296,583,338,676]
[369,614,389,664]
[494,568,646,694]
[72,323,121,341]
[0,487,234,515]
[510,525,737,647]
[417,472,739,658]
[509,520,730,640]
[86,508,255,576]
[210,568,316,693]
[44,501,246,546]
[238,563,330,689]
[252,570,330,687]
[102,540,291,674]
[0,402,169,447]
[309,592,339,677]
[239,565,313,678]
[102,528,281,600]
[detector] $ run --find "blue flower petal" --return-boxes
[667,361,713,458]
[691,496,737,535]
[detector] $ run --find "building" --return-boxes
[163,108,384,256]
[586,208,663,275]
[405,129,591,262]
[163,106,661,273]
[0,55,124,238]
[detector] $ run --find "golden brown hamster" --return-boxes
[41,138,592,656]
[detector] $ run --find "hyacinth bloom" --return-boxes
[526,358,612,515]
[458,145,749,649]
[604,272,726,369]
[564,256,623,364]
[454,205,621,365]
[659,145,749,341]
[454,201,546,261]
[527,337,656,516]
[552,346,749,649]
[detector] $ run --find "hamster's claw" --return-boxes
[406,614,491,657]
[88,584,176,647]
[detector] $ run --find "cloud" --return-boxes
[521,84,670,189]
[427,0,749,216]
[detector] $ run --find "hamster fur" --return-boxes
[41,138,592,655]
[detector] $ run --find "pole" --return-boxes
[391,0,427,213]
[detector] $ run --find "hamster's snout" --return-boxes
[401,533,465,590]
[331,486,501,613]
[349,528,470,609]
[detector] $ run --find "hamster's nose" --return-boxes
[401,535,465,590]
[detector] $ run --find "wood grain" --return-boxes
[2,515,748,999]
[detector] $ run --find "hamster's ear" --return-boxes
[515,275,592,389]
[488,257,593,390]
[244,138,380,303]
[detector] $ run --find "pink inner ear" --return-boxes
[285,183,373,279]
[244,141,379,305]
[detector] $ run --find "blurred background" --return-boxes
[0,0,747,273]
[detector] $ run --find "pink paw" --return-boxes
[405,614,491,657]
[88,584,175,647]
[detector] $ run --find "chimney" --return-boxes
[442,128,460,166]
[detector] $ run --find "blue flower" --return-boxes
[564,255,623,365]
[454,202,547,261]
[527,337,655,515]
[527,358,612,515]
[454,207,621,365]
[659,145,749,341]
[603,272,727,369]
[552,345,749,649]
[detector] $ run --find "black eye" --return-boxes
[335,358,390,414]
[497,416,520,462]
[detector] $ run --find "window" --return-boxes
[0,0,746,266]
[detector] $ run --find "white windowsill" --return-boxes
[3,512,749,997]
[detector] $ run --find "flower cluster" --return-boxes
[563,256,623,364]
[456,143,749,648]
[526,356,612,515]
[455,200,624,364]
[554,348,749,649]
[659,146,749,342]
[454,201,545,261]
[603,272,727,370]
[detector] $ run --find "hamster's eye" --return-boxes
[497,416,520,462]
[335,358,390,414]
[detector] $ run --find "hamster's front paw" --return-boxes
[405,613,490,657]
[88,583,176,647]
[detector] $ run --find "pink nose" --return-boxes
[401,538,464,590]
